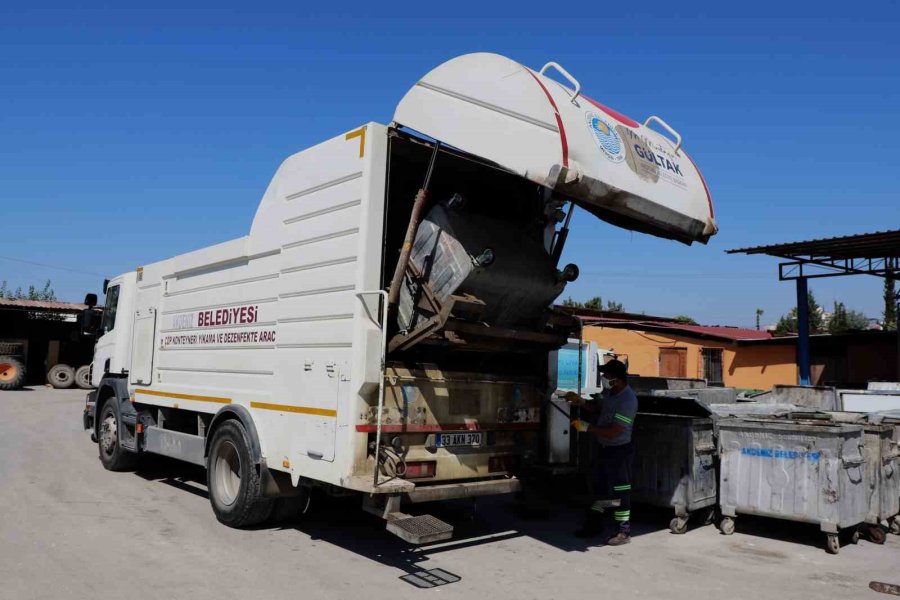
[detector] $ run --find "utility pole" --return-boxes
[755,308,764,331]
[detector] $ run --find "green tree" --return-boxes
[0,279,56,301]
[560,296,624,312]
[827,301,869,333]
[884,273,897,331]
[673,315,698,325]
[775,291,824,334]
[583,296,603,310]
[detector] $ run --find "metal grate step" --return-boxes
[386,514,454,545]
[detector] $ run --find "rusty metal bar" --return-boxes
[387,142,441,312]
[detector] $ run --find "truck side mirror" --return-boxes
[79,308,102,336]
[84,293,98,307]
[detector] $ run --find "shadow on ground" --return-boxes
[131,455,891,580]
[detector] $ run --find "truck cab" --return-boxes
[90,272,137,387]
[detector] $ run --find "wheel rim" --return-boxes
[214,441,242,506]
[100,411,118,456]
[54,371,71,384]
[0,363,16,382]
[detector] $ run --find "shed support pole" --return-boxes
[796,277,811,385]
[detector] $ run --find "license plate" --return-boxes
[435,432,483,448]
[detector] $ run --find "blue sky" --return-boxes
[2,1,898,327]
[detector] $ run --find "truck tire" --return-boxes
[207,420,274,528]
[47,364,75,389]
[0,357,26,391]
[97,400,138,471]
[75,365,93,390]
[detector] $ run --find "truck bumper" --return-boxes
[404,477,522,503]
[83,390,97,435]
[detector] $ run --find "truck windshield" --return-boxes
[101,285,120,333]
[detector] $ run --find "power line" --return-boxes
[0,255,106,277]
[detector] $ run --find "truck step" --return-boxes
[386,514,453,545]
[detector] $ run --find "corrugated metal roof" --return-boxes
[0,298,88,312]
[726,229,900,260]
[581,316,773,342]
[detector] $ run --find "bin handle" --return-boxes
[695,443,716,455]
[643,115,683,154]
[539,61,581,103]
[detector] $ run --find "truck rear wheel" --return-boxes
[207,420,273,528]
[0,357,26,391]
[97,400,138,471]
[47,364,75,389]
[75,365,93,390]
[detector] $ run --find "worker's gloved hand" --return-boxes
[570,419,590,433]
[563,392,584,406]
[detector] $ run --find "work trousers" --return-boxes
[590,440,634,530]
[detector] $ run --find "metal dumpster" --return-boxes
[862,422,900,541]
[795,411,900,542]
[717,418,867,554]
[632,396,717,533]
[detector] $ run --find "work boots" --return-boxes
[605,524,631,546]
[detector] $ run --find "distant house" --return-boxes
[561,308,898,390]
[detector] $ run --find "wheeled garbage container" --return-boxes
[799,411,900,542]
[717,417,868,554]
[632,396,717,533]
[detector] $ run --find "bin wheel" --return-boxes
[890,518,900,536]
[669,516,688,534]
[720,516,735,536]
[851,529,860,544]
[867,524,887,545]
[703,508,716,526]
[826,533,840,555]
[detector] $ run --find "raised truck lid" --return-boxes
[394,53,717,245]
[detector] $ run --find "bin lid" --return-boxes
[394,53,718,245]
[637,394,712,417]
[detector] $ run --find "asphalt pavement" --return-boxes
[1,387,898,600]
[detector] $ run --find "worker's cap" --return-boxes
[598,359,627,379]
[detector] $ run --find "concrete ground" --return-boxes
[1,388,898,600]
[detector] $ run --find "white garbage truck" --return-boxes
[80,52,717,543]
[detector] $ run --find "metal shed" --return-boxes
[728,230,900,385]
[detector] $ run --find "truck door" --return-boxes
[91,282,122,386]
[303,360,347,462]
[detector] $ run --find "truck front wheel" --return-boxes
[207,420,273,528]
[97,400,137,471]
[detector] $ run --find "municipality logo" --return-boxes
[586,112,624,163]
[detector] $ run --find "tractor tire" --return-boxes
[75,365,93,390]
[47,364,75,389]
[207,420,274,528]
[0,357,26,391]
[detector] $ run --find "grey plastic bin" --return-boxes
[633,396,717,533]
[717,418,867,554]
